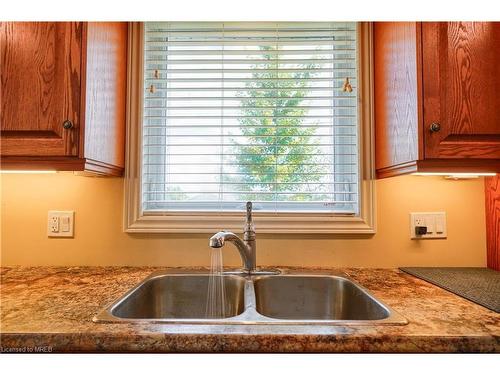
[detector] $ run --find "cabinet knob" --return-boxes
[429,122,441,133]
[62,120,74,130]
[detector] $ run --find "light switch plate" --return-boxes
[47,211,74,238]
[410,212,447,239]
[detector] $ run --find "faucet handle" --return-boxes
[244,201,255,239]
[246,201,252,223]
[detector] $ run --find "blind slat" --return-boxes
[144,58,353,65]
[144,40,355,47]
[143,172,358,176]
[143,125,356,129]
[147,87,355,92]
[144,49,356,56]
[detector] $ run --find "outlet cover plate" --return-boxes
[410,212,447,240]
[47,211,74,238]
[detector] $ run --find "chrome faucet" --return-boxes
[209,202,256,274]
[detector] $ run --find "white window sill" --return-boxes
[124,211,375,234]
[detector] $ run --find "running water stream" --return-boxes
[205,247,227,319]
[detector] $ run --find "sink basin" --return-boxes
[110,273,246,320]
[94,269,407,325]
[254,275,390,321]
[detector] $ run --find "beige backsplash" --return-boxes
[0,173,486,267]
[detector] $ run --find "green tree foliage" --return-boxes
[231,46,326,201]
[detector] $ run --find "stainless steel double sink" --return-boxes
[93,269,407,325]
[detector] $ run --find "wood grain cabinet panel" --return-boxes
[374,22,500,178]
[0,22,128,176]
[423,22,500,160]
[374,22,421,172]
[83,22,127,172]
[1,22,82,157]
[485,175,500,271]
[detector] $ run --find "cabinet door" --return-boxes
[422,22,500,159]
[0,22,82,156]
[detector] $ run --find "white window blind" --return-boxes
[142,22,359,214]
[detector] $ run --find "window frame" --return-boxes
[124,22,375,234]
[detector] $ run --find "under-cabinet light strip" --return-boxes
[0,170,57,174]
[412,172,496,179]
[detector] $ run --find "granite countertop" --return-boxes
[0,266,498,353]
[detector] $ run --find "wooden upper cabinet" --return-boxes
[0,22,128,176]
[1,22,82,157]
[423,23,500,160]
[374,22,500,178]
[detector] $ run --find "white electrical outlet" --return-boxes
[49,216,59,233]
[410,212,447,240]
[47,211,74,238]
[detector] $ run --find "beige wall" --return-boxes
[0,172,486,267]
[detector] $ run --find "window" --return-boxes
[125,22,375,233]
